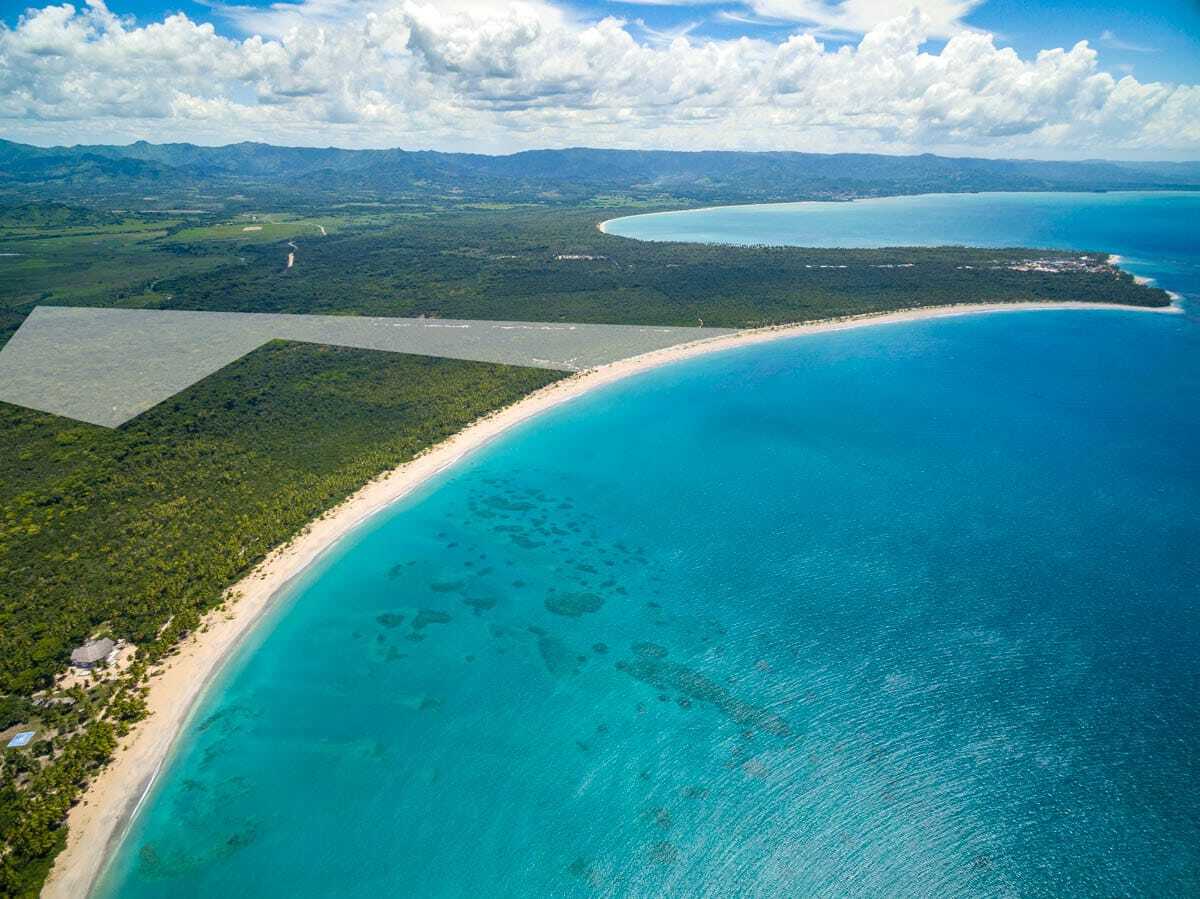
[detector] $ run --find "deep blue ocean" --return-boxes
[99,193,1199,897]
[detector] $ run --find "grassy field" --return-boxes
[162,215,343,244]
[0,211,346,344]
[0,216,226,342]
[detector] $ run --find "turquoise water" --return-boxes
[604,191,1200,300]
[100,195,1199,897]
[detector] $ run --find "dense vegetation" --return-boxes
[0,208,336,347]
[0,205,1167,350]
[0,344,562,694]
[0,343,560,894]
[2,139,1199,207]
[150,207,1168,325]
[0,192,1171,894]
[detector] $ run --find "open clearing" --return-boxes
[0,306,729,427]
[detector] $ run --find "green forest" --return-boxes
[0,198,1171,895]
[0,205,1167,349]
[0,341,560,894]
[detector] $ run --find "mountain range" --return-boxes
[2,139,1198,205]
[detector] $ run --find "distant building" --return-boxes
[7,731,35,748]
[70,637,115,669]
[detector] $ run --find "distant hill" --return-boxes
[0,201,123,229]
[1,139,1197,205]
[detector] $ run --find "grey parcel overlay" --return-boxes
[0,307,733,428]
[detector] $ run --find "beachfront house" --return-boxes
[70,637,115,669]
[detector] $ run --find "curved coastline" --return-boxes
[596,190,1200,239]
[46,299,1181,899]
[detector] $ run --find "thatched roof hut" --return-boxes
[70,638,115,668]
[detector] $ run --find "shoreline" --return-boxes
[44,299,1181,898]
[595,190,1200,236]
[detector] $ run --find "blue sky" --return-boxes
[12,0,1195,82]
[1,0,1197,157]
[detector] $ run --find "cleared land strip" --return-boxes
[0,306,732,427]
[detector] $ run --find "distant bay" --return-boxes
[604,191,1200,305]
[99,193,1200,897]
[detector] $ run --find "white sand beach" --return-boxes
[43,299,1180,898]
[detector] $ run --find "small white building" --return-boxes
[70,637,116,669]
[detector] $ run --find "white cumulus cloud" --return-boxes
[0,0,1196,158]
[742,0,983,37]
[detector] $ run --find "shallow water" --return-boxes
[604,190,1200,300]
[99,194,1200,897]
